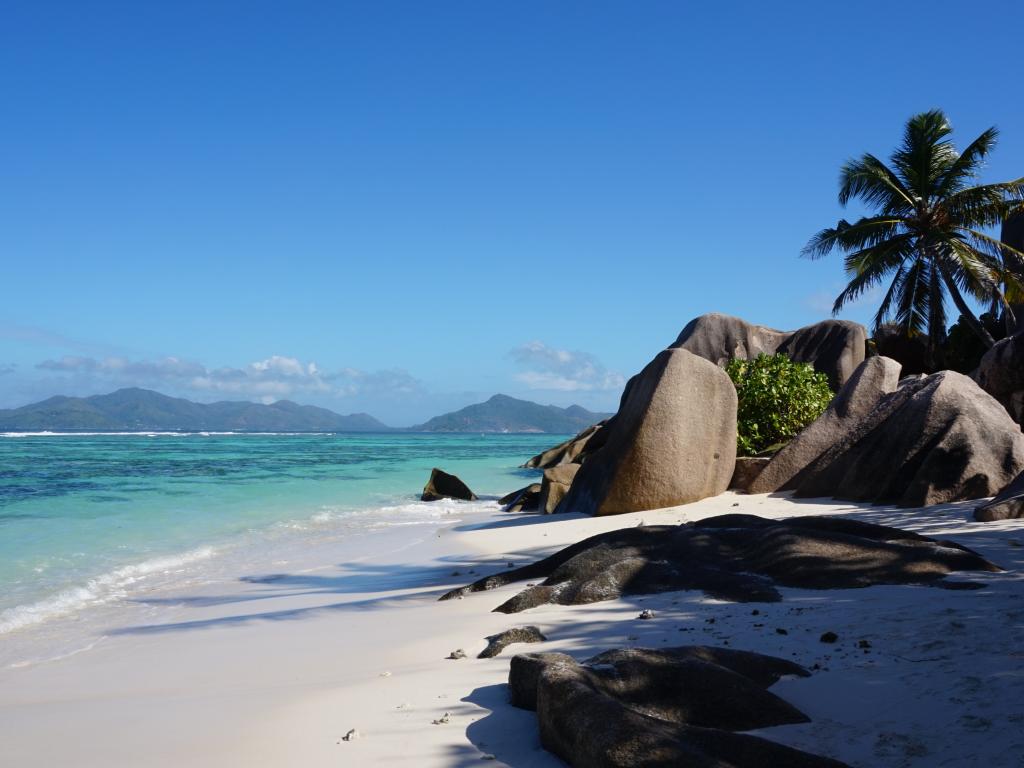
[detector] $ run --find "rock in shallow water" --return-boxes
[421,468,477,502]
[440,513,1000,610]
[510,646,848,767]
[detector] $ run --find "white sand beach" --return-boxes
[1,491,1022,767]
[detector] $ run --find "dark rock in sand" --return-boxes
[558,348,737,516]
[750,356,902,494]
[523,421,606,469]
[976,469,1024,521]
[478,625,546,659]
[440,513,1000,611]
[421,468,477,502]
[730,457,770,492]
[786,371,1024,506]
[539,464,579,514]
[671,312,867,390]
[974,329,1024,423]
[511,646,848,768]
[500,483,542,513]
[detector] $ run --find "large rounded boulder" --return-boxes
[974,329,1024,423]
[786,370,1024,506]
[556,348,737,516]
[671,313,866,390]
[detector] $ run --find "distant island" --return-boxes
[413,394,611,433]
[0,388,390,432]
[0,389,612,433]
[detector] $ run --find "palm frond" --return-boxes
[891,110,958,200]
[936,126,999,197]
[838,154,916,212]
[801,216,905,260]
[943,180,1024,228]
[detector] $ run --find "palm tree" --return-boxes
[804,109,1024,353]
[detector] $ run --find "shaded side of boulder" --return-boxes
[500,483,542,513]
[440,513,1000,611]
[729,457,770,492]
[671,313,867,389]
[421,468,477,502]
[750,356,902,494]
[789,371,1024,506]
[522,421,606,469]
[558,348,737,516]
[777,319,867,390]
[975,469,1024,521]
[974,330,1024,423]
[539,464,579,514]
[515,648,848,768]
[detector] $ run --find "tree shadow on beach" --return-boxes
[114,543,565,636]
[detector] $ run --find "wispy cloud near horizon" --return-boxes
[509,341,625,392]
[34,354,424,403]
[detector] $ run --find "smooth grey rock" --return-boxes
[523,422,606,469]
[539,464,579,514]
[499,483,542,513]
[974,329,1024,423]
[750,357,902,494]
[789,371,1024,506]
[421,468,477,502]
[730,457,770,492]
[975,470,1024,521]
[671,313,867,390]
[440,514,999,611]
[558,348,737,516]
[478,625,546,659]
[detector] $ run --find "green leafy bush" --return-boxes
[725,354,833,457]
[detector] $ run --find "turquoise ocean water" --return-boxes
[0,432,560,645]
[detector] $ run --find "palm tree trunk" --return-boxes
[940,270,996,348]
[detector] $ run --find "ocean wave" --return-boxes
[0,431,330,437]
[0,546,217,635]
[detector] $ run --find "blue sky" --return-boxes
[3,1,1023,425]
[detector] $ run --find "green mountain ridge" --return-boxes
[412,394,612,433]
[0,388,391,432]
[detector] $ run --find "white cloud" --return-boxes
[510,341,624,392]
[0,363,15,376]
[35,355,422,401]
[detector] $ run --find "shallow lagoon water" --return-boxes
[0,432,558,650]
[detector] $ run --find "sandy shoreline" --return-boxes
[1,491,1022,767]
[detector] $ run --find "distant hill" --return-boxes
[412,394,612,433]
[0,388,391,432]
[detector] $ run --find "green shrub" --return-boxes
[725,353,833,457]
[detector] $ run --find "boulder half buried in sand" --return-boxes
[509,646,848,767]
[785,371,1024,506]
[440,513,1000,610]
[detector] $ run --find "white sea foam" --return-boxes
[0,546,217,635]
